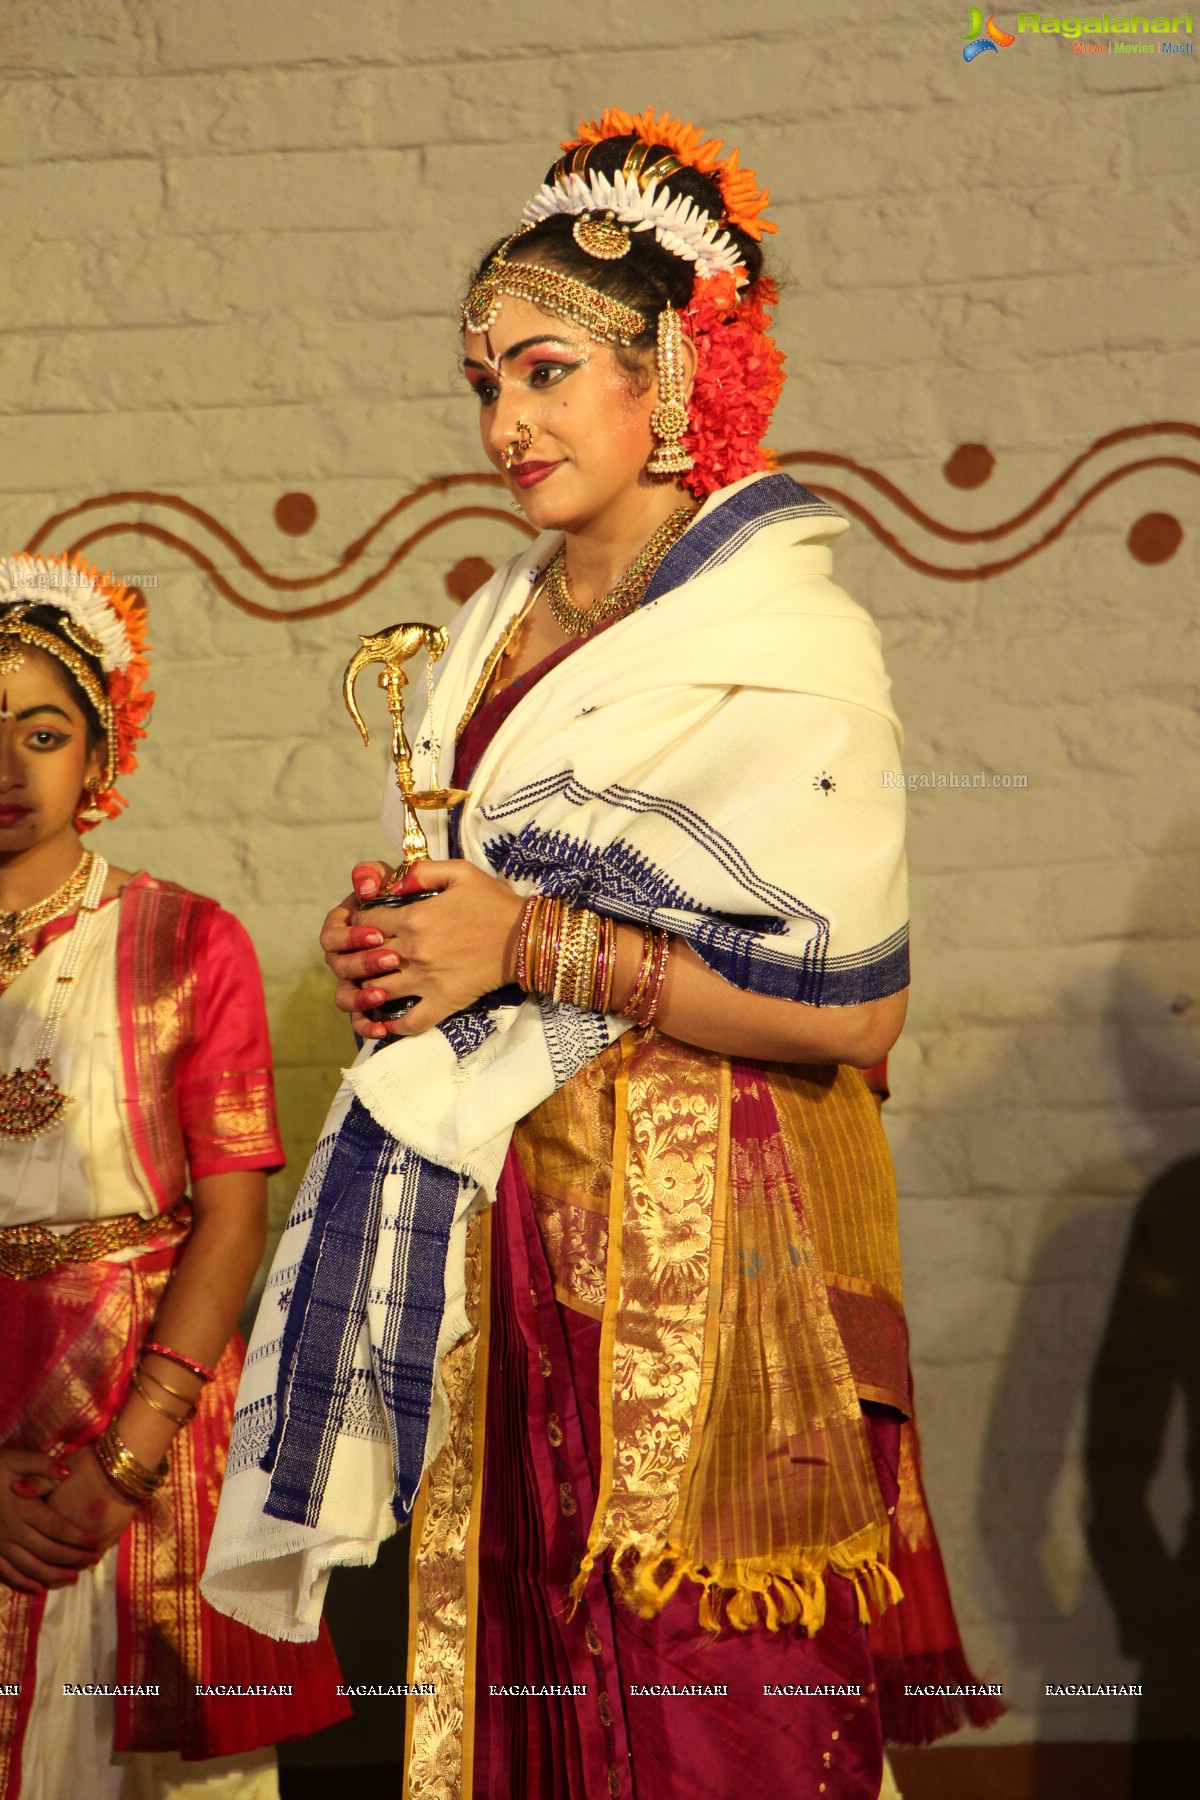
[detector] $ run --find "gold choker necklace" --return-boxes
[544,504,695,637]
[0,852,108,1139]
[0,852,95,983]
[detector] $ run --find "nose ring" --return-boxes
[502,418,534,469]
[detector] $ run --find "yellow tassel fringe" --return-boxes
[568,1527,904,1636]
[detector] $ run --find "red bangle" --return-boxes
[620,924,656,1021]
[142,1341,216,1384]
[515,894,541,992]
[638,931,671,1029]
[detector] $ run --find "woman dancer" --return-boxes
[0,557,347,1798]
[206,109,988,1799]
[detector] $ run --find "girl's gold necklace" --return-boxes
[0,850,95,983]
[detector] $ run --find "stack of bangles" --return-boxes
[92,1340,216,1504]
[515,896,671,1029]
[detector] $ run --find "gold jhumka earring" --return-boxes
[77,780,107,826]
[502,418,535,469]
[646,307,694,476]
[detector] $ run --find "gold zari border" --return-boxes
[572,1035,902,1637]
[404,1208,489,1800]
[572,1032,729,1616]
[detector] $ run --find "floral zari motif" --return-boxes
[573,1032,729,1613]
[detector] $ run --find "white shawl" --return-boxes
[202,472,907,1640]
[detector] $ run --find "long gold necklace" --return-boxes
[454,582,544,742]
[544,503,695,637]
[0,852,108,1140]
[0,851,95,983]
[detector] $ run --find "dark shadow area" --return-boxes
[979,829,1200,1796]
[278,1521,411,1780]
[280,1764,404,1799]
[891,1740,1200,1800]
[1085,1152,1200,1795]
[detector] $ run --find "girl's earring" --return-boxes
[77,781,107,825]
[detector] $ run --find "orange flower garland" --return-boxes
[555,108,786,495]
[0,552,155,831]
[68,556,154,829]
[563,105,777,241]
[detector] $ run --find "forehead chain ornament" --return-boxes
[462,232,648,348]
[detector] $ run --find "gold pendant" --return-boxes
[0,1057,72,1139]
[0,926,34,981]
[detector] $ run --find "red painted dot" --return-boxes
[273,492,318,536]
[943,443,995,489]
[445,556,494,604]
[1127,512,1182,565]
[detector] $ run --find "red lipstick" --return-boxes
[0,806,31,828]
[511,460,562,489]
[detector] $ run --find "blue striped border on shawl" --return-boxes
[370,1145,464,1515]
[643,473,844,606]
[481,776,829,930]
[261,1094,462,1526]
[481,809,910,1005]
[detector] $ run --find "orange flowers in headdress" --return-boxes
[551,106,786,497]
[0,552,154,831]
[563,106,777,242]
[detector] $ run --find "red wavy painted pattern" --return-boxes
[21,423,1194,616]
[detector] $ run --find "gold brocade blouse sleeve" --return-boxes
[175,907,284,1179]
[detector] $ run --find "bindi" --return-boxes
[478,331,502,383]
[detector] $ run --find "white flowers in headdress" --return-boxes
[0,554,133,673]
[521,170,745,280]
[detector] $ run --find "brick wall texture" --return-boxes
[1,0,1197,1749]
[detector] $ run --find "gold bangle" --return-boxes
[558,906,590,1007]
[137,1362,199,1407]
[581,909,602,1009]
[130,1369,195,1426]
[552,903,584,1004]
[93,1423,168,1503]
[574,908,595,1009]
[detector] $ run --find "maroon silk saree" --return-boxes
[399,629,994,1799]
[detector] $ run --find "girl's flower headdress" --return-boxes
[0,553,153,829]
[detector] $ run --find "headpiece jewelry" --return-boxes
[465,108,785,498]
[0,554,153,829]
[462,231,647,347]
[562,106,777,243]
[526,168,745,280]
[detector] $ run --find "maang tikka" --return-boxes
[646,307,694,476]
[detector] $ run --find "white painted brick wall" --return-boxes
[1,0,1197,1747]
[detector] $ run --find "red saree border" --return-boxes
[116,875,203,1211]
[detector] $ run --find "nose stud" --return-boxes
[502,418,534,469]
